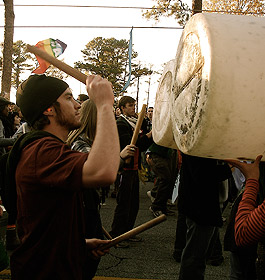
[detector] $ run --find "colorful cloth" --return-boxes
[32,38,67,74]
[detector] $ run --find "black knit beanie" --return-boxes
[16,74,69,125]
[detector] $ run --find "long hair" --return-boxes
[67,99,97,146]
[0,105,15,138]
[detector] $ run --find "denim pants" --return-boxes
[148,153,174,212]
[178,217,218,280]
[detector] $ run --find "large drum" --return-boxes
[156,13,265,160]
[152,59,178,149]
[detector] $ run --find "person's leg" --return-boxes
[230,252,243,280]
[127,171,140,231]
[206,228,224,266]
[240,249,257,280]
[179,217,217,280]
[149,154,173,213]
[110,170,135,237]
[173,212,187,262]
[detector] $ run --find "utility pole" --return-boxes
[146,75,151,109]
[1,0,14,99]
[136,76,140,113]
[192,0,202,15]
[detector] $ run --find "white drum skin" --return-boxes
[153,59,178,149]
[171,13,265,160]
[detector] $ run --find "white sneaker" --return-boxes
[147,191,155,203]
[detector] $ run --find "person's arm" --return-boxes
[226,155,265,246]
[117,120,131,150]
[82,75,120,187]
[235,178,265,246]
[136,130,153,152]
[0,137,15,147]
[119,144,136,167]
[86,238,111,259]
[0,120,15,147]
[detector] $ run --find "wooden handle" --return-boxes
[102,226,113,240]
[125,104,147,164]
[100,214,166,250]
[26,44,87,84]
[131,104,147,145]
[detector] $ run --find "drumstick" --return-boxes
[26,44,87,84]
[100,214,166,250]
[102,226,113,240]
[101,226,118,249]
[131,104,147,146]
[125,103,147,164]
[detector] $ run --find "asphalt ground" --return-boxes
[0,180,232,280]
[96,180,232,280]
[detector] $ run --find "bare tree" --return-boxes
[1,0,14,99]
[192,0,202,15]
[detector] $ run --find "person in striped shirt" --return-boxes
[226,155,263,246]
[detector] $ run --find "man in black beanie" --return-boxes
[8,74,120,280]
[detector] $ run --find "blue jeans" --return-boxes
[178,217,218,280]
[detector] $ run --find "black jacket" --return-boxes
[178,153,232,227]
[116,116,153,169]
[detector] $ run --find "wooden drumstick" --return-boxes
[101,226,118,249]
[99,214,166,250]
[26,44,87,84]
[125,103,147,164]
[102,226,113,240]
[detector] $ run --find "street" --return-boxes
[96,180,231,280]
[0,180,231,280]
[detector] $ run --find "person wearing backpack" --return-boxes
[7,74,119,280]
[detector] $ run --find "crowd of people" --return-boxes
[0,73,265,280]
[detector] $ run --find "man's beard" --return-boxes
[53,102,81,131]
[55,113,81,131]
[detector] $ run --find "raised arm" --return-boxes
[226,155,265,246]
[82,75,120,187]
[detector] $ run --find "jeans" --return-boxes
[178,217,218,280]
[148,153,174,212]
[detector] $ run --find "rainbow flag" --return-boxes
[32,38,67,74]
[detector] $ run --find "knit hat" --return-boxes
[16,74,69,125]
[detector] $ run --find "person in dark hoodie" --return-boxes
[7,74,120,280]
[109,96,152,248]
[177,154,232,280]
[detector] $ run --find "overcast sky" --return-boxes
[0,0,191,108]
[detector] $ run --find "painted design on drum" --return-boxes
[172,31,209,152]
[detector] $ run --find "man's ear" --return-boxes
[43,107,54,116]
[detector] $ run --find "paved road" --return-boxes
[0,180,232,280]
[96,181,231,280]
